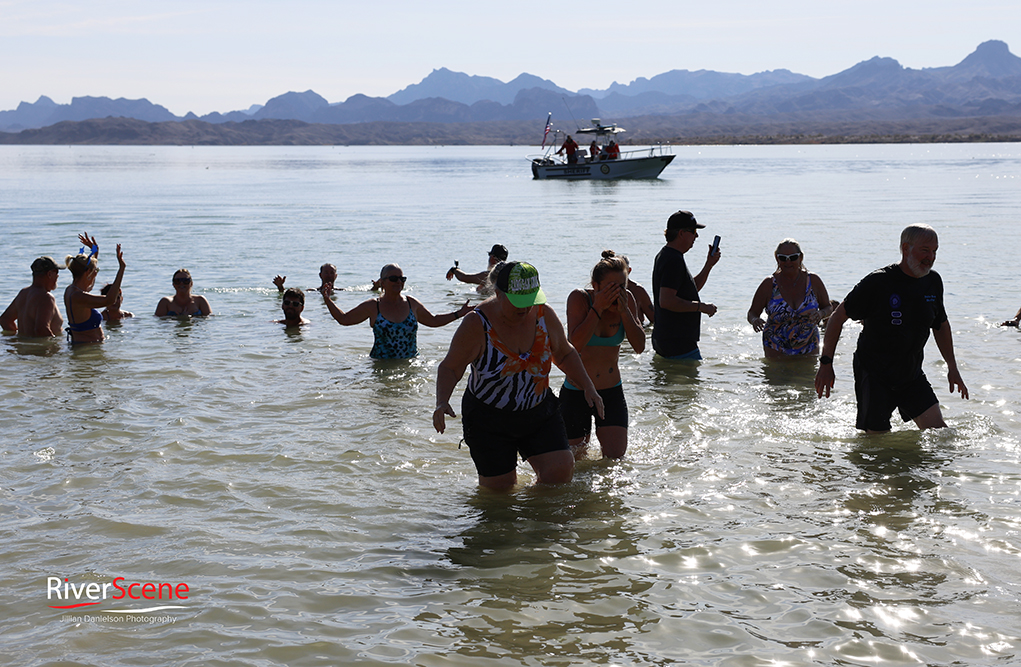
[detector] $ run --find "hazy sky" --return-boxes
[2,0,1018,115]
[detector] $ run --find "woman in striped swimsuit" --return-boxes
[433,261,603,490]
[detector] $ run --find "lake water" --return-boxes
[2,144,1021,666]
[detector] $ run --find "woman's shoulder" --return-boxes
[567,288,591,303]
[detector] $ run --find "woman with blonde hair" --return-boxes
[747,239,832,358]
[63,232,126,343]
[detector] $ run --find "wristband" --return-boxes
[819,355,833,365]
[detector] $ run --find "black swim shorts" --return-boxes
[853,353,939,432]
[559,383,629,440]
[461,390,570,478]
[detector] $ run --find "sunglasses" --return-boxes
[173,277,192,284]
[776,253,801,262]
[386,275,407,283]
[282,299,303,307]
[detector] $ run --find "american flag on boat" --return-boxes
[540,113,552,148]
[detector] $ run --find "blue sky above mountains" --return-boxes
[3,0,1017,115]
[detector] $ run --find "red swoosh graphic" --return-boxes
[49,602,101,609]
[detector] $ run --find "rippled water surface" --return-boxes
[2,144,1021,666]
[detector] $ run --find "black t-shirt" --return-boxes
[652,245,701,356]
[843,264,948,384]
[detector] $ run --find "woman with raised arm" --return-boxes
[63,233,126,343]
[322,263,471,359]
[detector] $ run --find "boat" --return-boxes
[529,118,674,180]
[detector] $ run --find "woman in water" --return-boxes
[747,239,832,358]
[63,233,127,343]
[101,283,133,321]
[433,261,603,490]
[562,251,645,459]
[322,263,472,359]
[155,269,212,317]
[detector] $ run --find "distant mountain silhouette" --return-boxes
[387,68,572,105]
[2,41,1020,139]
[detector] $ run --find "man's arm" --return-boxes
[933,321,968,399]
[446,268,487,285]
[814,302,848,398]
[657,286,717,317]
[0,296,18,333]
[692,245,721,291]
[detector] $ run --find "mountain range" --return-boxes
[1,40,1020,139]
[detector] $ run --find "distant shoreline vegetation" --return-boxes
[1,116,1019,146]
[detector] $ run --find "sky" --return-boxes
[2,0,1019,115]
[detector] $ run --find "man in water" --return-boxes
[651,210,721,360]
[0,256,64,337]
[446,244,508,290]
[274,263,342,293]
[275,288,309,327]
[815,223,968,431]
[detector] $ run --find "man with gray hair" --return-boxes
[815,224,968,432]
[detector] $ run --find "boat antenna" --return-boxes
[561,97,581,132]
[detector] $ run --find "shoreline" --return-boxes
[2,116,1020,146]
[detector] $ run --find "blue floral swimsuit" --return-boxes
[762,275,821,355]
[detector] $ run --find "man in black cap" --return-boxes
[651,211,721,360]
[0,256,64,337]
[446,244,509,289]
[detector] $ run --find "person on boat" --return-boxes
[433,261,603,490]
[557,135,579,164]
[100,283,133,321]
[747,239,833,358]
[276,288,309,327]
[274,263,342,294]
[815,224,968,432]
[606,141,620,160]
[562,251,645,460]
[0,256,64,337]
[651,210,721,360]
[321,263,472,359]
[446,244,508,290]
[63,233,127,343]
[155,268,212,317]
[620,254,655,325]
[589,140,599,162]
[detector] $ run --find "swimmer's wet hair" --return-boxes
[592,250,627,284]
[487,261,508,293]
[64,253,97,278]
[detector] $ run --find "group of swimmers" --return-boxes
[2,218,996,490]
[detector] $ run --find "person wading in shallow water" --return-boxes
[815,223,968,432]
[322,263,471,360]
[433,261,603,490]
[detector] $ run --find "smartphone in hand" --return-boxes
[711,235,721,254]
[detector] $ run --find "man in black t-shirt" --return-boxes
[815,224,968,432]
[651,210,721,359]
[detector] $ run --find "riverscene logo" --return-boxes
[47,576,190,612]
